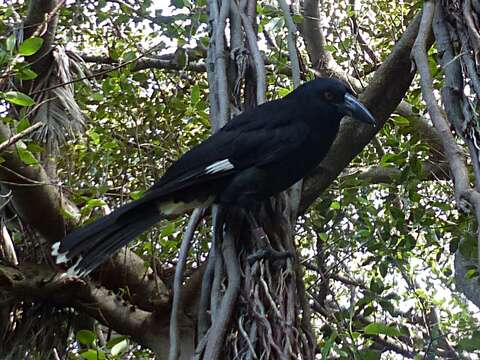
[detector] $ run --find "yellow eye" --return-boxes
[324,91,334,101]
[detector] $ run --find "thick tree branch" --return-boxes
[395,101,444,160]
[300,13,424,212]
[278,0,301,87]
[23,0,60,75]
[0,261,192,359]
[412,2,472,207]
[302,0,345,78]
[0,122,43,152]
[0,263,151,347]
[0,121,66,241]
[345,160,450,185]
[5,2,172,316]
[413,1,480,274]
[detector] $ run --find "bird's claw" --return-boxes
[247,248,293,265]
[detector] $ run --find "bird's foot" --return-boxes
[251,226,269,243]
[248,224,293,265]
[247,247,293,265]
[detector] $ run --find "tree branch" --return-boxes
[23,0,60,75]
[278,0,301,88]
[344,161,450,185]
[412,2,473,208]
[0,122,43,152]
[0,263,152,348]
[300,13,424,212]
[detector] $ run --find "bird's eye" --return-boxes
[324,91,334,101]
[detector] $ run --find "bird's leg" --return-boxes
[244,210,293,265]
[245,210,268,247]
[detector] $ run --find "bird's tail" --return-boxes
[52,199,163,277]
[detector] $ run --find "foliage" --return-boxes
[0,0,479,359]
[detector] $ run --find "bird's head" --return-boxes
[293,77,377,127]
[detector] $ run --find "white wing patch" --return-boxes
[205,159,234,174]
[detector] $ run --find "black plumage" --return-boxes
[52,77,376,276]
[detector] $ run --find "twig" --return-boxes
[214,0,231,128]
[0,122,43,152]
[206,0,220,129]
[31,0,66,38]
[278,0,301,88]
[29,43,164,96]
[52,348,61,360]
[0,0,66,79]
[239,11,266,104]
[0,220,17,265]
[210,232,224,322]
[238,315,258,360]
[168,208,203,360]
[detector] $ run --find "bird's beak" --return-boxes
[342,93,377,126]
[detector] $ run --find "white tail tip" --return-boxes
[51,242,69,264]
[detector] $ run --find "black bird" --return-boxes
[52,77,376,276]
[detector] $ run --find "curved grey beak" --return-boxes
[343,93,377,126]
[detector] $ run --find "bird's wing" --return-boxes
[145,118,309,199]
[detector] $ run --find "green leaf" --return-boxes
[91,92,104,102]
[0,49,9,65]
[80,349,106,360]
[323,45,336,53]
[88,130,101,145]
[18,37,44,56]
[171,0,185,8]
[86,198,107,208]
[380,154,398,167]
[278,87,292,97]
[110,338,128,356]
[106,335,128,349]
[130,190,144,200]
[76,329,96,345]
[17,68,38,80]
[457,332,480,351]
[292,14,303,24]
[363,323,402,337]
[161,221,177,237]
[465,268,478,279]
[122,51,136,62]
[27,143,44,153]
[392,115,409,126]
[16,142,38,165]
[370,278,385,293]
[191,84,200,104]
[321,331,337,359]
[4,91,35,107]
[16,118,30,132]
[379,262,389,278]
[330,201,341,210]
[6,34,16,52]
[360,350,381,360]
